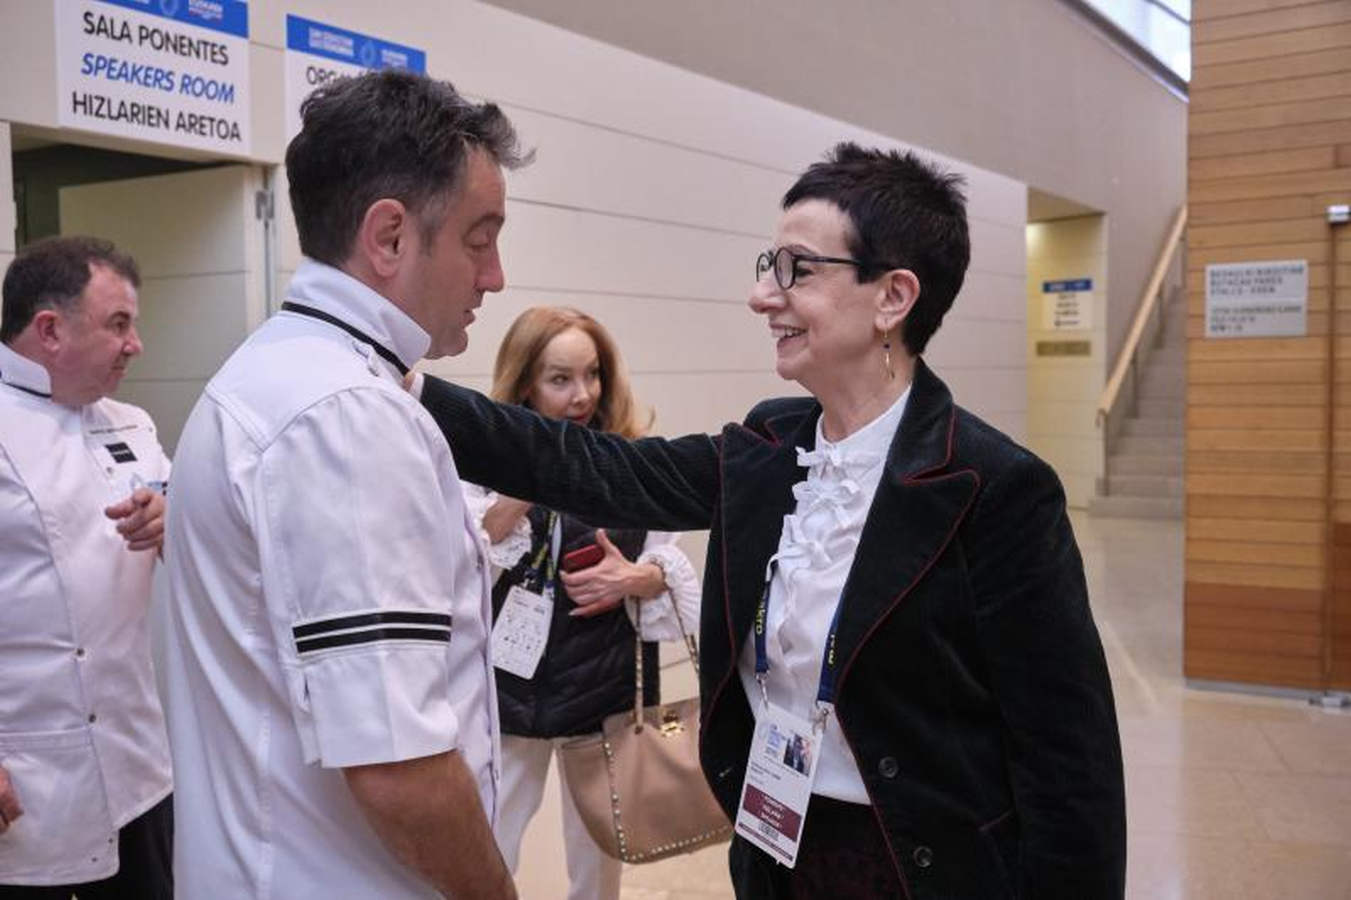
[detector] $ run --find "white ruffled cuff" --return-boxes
[625,542,701,642]
[462,485,533,571]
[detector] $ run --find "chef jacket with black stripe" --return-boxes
[0,342,172,886]
[159,260,498,899]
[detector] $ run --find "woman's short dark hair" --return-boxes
[285,69,530,267]
[783,143,970,356]
[1,235,140,344]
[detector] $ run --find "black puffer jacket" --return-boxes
[491,506,659,737]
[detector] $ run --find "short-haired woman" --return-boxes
[419,146,1126,899]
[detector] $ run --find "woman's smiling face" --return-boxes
[748,199,885,398]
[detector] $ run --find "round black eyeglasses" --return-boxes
[756,247,863,291]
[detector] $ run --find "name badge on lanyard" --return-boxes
[733,561,843,867]
[491,512,559,680]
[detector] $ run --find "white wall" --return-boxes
[1025,215,1109,507]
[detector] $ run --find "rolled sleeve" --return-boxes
[255,387,463,768]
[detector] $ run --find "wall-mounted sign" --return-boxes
[1041,278,1093,331]
[55,0,251,155]
[1205,260,1308,338]
[1035,340,1091,357]
[284,15,426,141]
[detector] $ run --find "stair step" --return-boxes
[1109,453,1183,476]
[1121,417,1184,437]
[1108,473,1184,497]
[1088,494,1183,520]
[1117,435,1184,456]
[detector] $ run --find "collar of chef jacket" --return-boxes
[0,341,54,398]
[284,259,431,374]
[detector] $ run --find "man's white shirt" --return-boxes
[161,260,499,899]
[0,342,172,886]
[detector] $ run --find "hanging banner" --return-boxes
[55,0,251,155]
[1205,260,1308,338]
[284,15,426,141]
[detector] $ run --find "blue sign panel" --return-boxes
[1042,278,1093,293]
[95,0,249,39]
[286,15,426,73]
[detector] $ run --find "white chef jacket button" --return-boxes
[76,647,86,658]
[87,713,97,724]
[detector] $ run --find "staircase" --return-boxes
[1088,290,1185,519]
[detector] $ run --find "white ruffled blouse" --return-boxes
[737,385,910,803]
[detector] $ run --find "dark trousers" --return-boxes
[729,793,905,899]
[0,795,172,900]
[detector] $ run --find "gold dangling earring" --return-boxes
[882,331,894,380]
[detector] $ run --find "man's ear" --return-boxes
[875,268,920,335]
[354,198,413,280]
[29,309,65,353]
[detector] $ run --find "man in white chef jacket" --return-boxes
[0,236,172,899]
[160,70,528,899]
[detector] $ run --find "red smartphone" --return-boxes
[561,543,604,572]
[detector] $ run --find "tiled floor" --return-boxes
[513,514,1351,899]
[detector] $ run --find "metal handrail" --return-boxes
[1096,205,1188,427]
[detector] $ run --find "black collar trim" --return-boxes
[280,301,411,376]
[0,372,52,399]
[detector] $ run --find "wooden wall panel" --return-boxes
[1187,0,1351,691]
[1190,196,1317,226]
[1188,169,1351,203]
[1193,3,1351,45]
[1192,22,1351,68]
[1190,120,1351,158]
[1336,524,1351,686]
[1191,74,1351,114]
[1194,47,1351,91]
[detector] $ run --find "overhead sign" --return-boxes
[284,15,426,141]
[1041,278,1093,331]
[1205,260,1308,339]
[55,0,252,155]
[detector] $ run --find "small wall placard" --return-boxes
[1204,260,1307,339]
[1035,340,1091,357]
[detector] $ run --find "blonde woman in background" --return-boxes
[465,307,700,900]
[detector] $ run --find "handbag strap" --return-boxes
[631,591,701,730]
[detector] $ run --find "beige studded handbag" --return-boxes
[557,600,733,863]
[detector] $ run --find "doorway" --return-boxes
[1025,187,1107,509]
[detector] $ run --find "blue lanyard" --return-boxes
[753,560,847,708]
